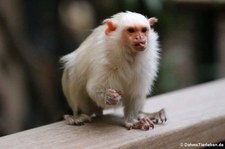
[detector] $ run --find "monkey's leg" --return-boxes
[138,108,167,124]
[64,114,92,125]
[94,107,104,117]
[123,97,155,130]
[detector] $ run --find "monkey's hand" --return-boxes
[125,118,154,130]
[124,109,167,130]
[104,89,122,105]
[138,108,167,124]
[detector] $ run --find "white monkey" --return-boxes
[61,11,166,130]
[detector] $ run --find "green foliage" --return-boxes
[144,0,164,13]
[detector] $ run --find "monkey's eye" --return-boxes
[142,27,148,33]
[127,28,135,33]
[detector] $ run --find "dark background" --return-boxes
[0,0,225,136]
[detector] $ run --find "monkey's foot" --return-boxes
[105,89,122,105]
[139,108,167,124]
[64,114,91,125]
[125,118,154,131]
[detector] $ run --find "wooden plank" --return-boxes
[0,79,225,149]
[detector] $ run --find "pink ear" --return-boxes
[104,20,117,35]
[149,17,158,26]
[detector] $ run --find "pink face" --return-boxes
[122,25,149,52]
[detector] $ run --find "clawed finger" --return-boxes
[130,119,154,131]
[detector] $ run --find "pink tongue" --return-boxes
[137,42,145,47]
[140,43,145,47]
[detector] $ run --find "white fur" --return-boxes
[61,11,160,122]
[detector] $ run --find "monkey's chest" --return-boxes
[111,65,146,90]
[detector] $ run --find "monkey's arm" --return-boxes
[86,69,122,109]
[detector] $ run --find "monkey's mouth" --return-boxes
[134,42,146,51]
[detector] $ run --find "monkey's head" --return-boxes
[103,11,157,52]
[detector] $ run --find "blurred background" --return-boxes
[0,0,225,136]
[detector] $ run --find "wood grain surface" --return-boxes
[0,79,225,149]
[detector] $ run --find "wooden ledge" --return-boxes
[0,79,225,149]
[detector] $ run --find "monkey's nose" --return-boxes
[135,34,144,40]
